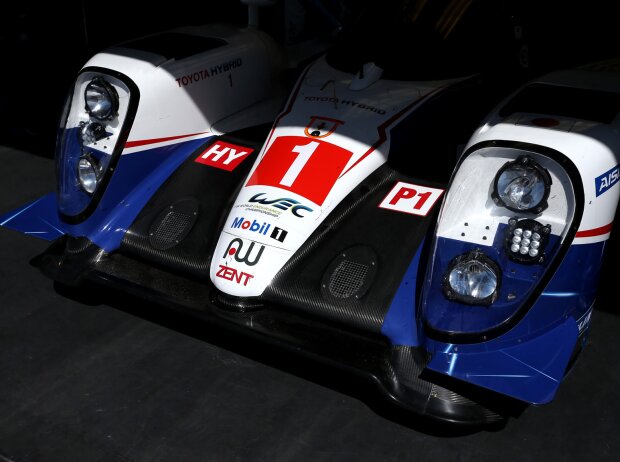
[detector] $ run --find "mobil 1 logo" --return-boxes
[230,216,288,243]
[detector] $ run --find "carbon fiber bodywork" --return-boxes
[36,234,519,425]
[31,125,521,425]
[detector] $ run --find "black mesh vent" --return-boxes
[121,128,269,279]
[266,164,443,333]
[321,246,377,302]
[148,198,199,251]
[151,211,191,248]
[329,260,369,298]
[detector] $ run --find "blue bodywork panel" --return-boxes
[381,241,424,346]
[1,133,606,407]
[426,317,578,404]
[0,194,65,240]
[382,238,604,403]
[0,137,213,251]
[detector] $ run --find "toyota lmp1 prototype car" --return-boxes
[2,1,620,425]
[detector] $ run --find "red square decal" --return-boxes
[245,136,352,205]
[195,141,254,171]
[378,181,444,216]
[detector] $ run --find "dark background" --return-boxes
[0,0,617,157]
[0,2,619,459]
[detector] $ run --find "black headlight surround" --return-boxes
[58,67,140,224]
[491,155,552,214]
[424,140,584,345]
[442,249,501,306]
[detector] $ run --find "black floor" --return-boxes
[1,146,619,462]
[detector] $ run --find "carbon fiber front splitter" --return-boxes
[34,235,524,426]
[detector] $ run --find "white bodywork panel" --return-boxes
[465,68,620,245]
[210,56,463,296]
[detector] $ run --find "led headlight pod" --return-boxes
[84,77,119,120]
[505,217,551,264]
[77,154,102,194]
[443,250,501,306]
[492,155,552,214]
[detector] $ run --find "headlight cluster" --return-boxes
[77,77,119,195]
[440,154,554,305]
[423,143,575,337]
[56,69,134,220]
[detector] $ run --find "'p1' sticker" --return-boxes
[378,181,444,216]
[195,141,254,171]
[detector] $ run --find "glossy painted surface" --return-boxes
[0,137,212,251]
[0,193,64,241]
[427,317,578,404]
[381,241,424,346]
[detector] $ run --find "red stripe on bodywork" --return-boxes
[575,223,613,237]
[125,131,209,148]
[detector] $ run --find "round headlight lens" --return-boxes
[443,250,500,305]
[84,78,118,120]
[77,155,100,194]
[493,155,551,213]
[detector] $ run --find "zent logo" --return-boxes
[195,141,254,171]
[224,238,265,266]
[595,164,619,197]
[249,193,313,218]
[246,136,352,205]
[378,182,444,216]
[215,264,253,286]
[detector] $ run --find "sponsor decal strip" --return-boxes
[378,181,444,216]
[215,264,253,286]
[595,164,619,197]
[194,141,254,171]
[575,223,613,238]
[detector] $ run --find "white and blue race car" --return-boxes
[2,0,619,425]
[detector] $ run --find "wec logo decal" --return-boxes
[248,193,313,218]
[224,238,265,266]
[195,141,253,171]
[595,164,619,197]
